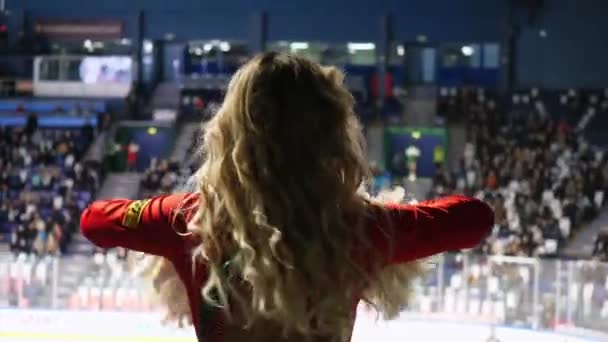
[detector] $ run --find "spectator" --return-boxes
[126,140,139,172]
[593,231,608,261]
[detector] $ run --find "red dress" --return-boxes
[80,193,494,341]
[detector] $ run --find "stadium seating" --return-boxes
[1,114,102,254]
[0,99,106,114]
[430,88,608,257]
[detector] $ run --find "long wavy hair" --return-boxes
[142,53,425,340]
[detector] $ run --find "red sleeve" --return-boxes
[80,193,197,259]
[370,195,494,265]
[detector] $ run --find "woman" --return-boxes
[81,52,494,342]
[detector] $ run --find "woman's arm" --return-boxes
[80,193,197,259]
[371,195,494,265]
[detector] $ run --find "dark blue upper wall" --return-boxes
[265,0,506,42]
[517,0,608,89]
[7,0,506,42]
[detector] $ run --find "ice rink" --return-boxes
[1,308,606,342]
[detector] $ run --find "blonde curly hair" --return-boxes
[142,53,425,341]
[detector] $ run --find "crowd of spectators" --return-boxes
[139,159,184,198]
[431,89,608,257]
[141,88,608,261]
[0,121,101,256]
[139,129,201,198]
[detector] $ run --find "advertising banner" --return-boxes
[34,19,123,40]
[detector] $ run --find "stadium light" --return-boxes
[143,40,153,54]
[396,45,405,57]
[290,42,309,50]
[461,45,474,56]
[83,39,93,52]
[347,43,375,51]
[219,41,231,52]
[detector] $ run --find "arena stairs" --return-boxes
[170,122,200,164]
[563,208,608,258]
[83,130,108,162]
[562,112,608,258]
[148,81,181,115]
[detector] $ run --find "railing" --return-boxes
[412,254,608,335]
[1,252,607,335]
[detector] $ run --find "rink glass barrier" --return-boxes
[1,252,607,335]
